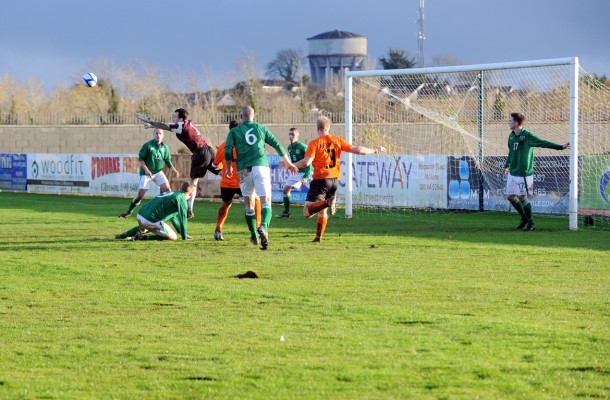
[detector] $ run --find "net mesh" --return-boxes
[344,61,610,229]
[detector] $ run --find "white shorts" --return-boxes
[284,172,308,190]
[238,165,271,198]
[136,214,177,240]
[138,171,169,190]
[506,173,533,196]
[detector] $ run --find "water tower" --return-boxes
[307,29,367,87]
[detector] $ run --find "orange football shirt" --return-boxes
[305,135,353,180]
[214,142,240,189]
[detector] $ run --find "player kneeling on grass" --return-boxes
[293,116,386,242]
[115,182,194,241]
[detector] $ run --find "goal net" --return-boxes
[343,57,610,230]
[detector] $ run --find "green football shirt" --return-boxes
[504,128,564,177]
[138,139,173,175]
[225,120,286,171]
[138,191,189,239]
[288,141,312,178]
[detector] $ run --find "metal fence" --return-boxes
[0,111,347,126]
[0,110,607,126]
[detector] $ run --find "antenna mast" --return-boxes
[417,0,425,67]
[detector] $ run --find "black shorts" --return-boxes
[306,178,339,202]
[220,187,242,203]
[190,146,216,179]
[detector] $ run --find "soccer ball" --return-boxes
[82,72,98,87]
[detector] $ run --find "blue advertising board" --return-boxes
[0,153,27,191]
[268,154,309,203]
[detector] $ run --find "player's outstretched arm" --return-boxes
[350,145,387,155]
[146,121,172,132]
[136,113,172,131]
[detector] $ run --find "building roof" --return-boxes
[307,29,364,40]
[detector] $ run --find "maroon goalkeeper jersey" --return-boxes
[169,120,208,153]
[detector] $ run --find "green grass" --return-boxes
[0,192,608,399]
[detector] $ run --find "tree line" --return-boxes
[1,49,607,119]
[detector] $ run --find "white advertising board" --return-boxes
[26,154,160,197]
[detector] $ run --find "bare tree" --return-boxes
[237,49,262,112]
[0,77,19,113]
[265,49,303,89]
[198,63,222,114]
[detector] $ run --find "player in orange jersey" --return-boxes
[212,120,261,243]
[293,116,386,242]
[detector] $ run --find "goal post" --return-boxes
[344,57,610,230]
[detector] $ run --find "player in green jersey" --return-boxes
[118,128,179,218]
[115,182,194,241]
[503,112,570,231]
[278,127,312,218]
[224,106,298,250]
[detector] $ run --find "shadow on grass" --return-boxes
[1,192,608,251]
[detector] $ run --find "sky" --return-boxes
[1,0,609,93]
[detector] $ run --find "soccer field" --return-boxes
[0,192,608,399]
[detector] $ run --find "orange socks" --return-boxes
[216,202,231,232]
[315,215,328,241]
[255,198,262,228]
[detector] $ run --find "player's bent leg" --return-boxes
[115,226,141,239]
[303,201,314,218]
[306,200,329,216]
[327,195,337,216]
[155,221,178,241]
[201,147,220,176]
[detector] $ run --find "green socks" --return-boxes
[126,199,140,214]
[522,199,533,223]
[119,226,141,238]
[510,198,526,220]
[261,204,272,229]
[283,195,291,213]
[245,209,257,234]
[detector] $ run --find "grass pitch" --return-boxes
[0,192,608,399]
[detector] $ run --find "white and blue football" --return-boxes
[82,72,98,87]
